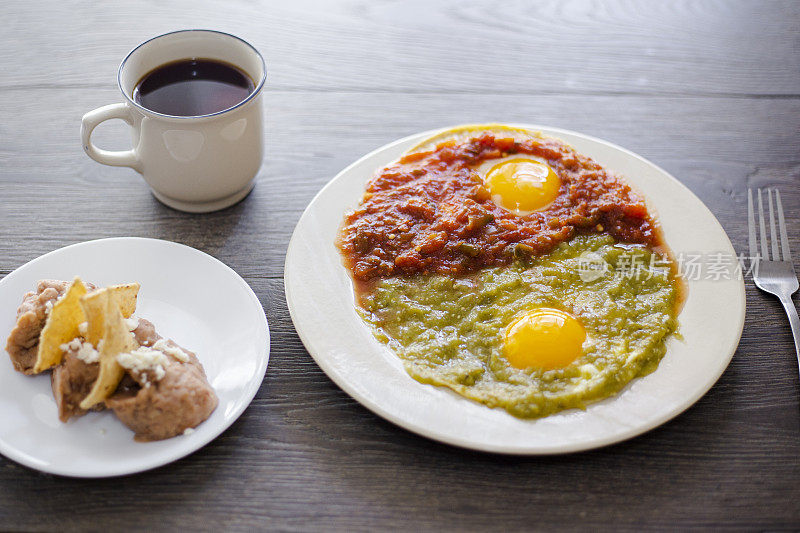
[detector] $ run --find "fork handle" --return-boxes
[779,295,800,377]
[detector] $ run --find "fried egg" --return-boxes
[482,157,560,215]
[406,124,562,215]
[504,308,586,370]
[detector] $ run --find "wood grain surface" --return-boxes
[1,0,798,531]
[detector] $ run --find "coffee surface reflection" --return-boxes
[132,58,255,117]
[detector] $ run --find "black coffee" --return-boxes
[132,58,255,116]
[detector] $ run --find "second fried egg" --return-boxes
[480,157,561,215]
[504,308,586,370]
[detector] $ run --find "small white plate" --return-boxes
[0,238,269,477]
[285,124,746,454]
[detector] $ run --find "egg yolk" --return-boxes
[504,308,586,370]
[484,158,560,214]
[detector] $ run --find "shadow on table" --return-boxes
[145,182,261,261]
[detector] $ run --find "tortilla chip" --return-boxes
[109,282,140,319]
[32,277,88,373]
[28,279,139,376]
[79,290,138,410]
[81,283,140,346]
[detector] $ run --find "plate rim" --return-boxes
[285,123,746,455]
[0,236,270,477]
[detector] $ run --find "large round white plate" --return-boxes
[285,124,746,454]
[0,238,269,476]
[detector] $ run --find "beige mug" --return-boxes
[81,30,266,213]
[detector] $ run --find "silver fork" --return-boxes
[748,188,800,375]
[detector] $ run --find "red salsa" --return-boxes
[338,133,660,281]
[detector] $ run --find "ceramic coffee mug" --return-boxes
[81,30,266,213]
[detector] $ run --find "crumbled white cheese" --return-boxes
[78,322,88,335]
[60,338,82,353]
[44,300,54,314]
[183,427,195,435]
[125,316,139,332]
[116,346,169,382]
[75,342,99,364]
[59,338,100,364]
[153,339,189,362]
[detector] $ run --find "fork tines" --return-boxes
[748,188,792,262]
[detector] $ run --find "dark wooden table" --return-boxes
[1,1,799,530]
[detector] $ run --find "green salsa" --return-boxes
[359,235,680,418]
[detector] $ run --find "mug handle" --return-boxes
[81,103,141,171]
